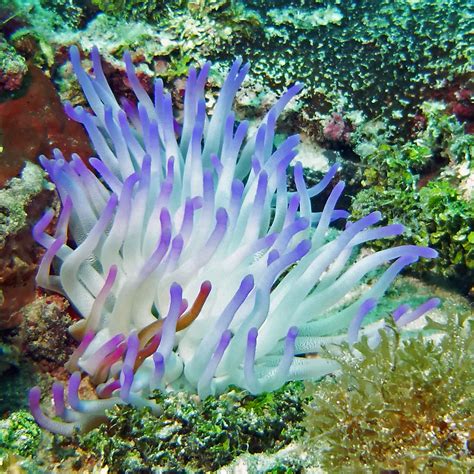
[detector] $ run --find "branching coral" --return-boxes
[29,46,439,436]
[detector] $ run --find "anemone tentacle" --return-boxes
[30,47,439,434]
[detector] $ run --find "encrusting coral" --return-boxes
[29,46,439,435]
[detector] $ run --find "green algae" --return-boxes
[349,105,473,290]
[0,410,41,459]
[77,382,308,472]
[242,0,472,129]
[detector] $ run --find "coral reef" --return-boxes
[3,0,470,151]
[9,28,55,69]
[39,0,89,29]
[91,0,260,39]
[50,0,261,100]
[0,0,470,471]
[2,0,471,133]
[305,312,474,471]
[0,0,87,35]
[78,382,307,472]
[244,0,472,130]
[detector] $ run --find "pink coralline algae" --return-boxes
[323,112,352,144]
[29,46,439,435]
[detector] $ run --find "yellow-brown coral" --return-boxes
[305,313,474,472]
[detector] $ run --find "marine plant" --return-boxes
[305,313,474,471]
[350,106,474,289]
[90,0,180,20]
[78,382,308,471]
[28,46,439,435]
[0,410,41,460]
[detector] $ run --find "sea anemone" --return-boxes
[29,46,439,435]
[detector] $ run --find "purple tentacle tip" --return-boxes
[286,326,299,344]
[348,298,377,345]
[28,386,41,415]
[28,45,445,437]
[120,365,134,402]
[52,382,66,417]
[396,297,441,328]
[68,372,83,411]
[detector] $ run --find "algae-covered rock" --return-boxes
[0,410,41,459]
[0,35,27,93]
[349,104,474,293]
[78,382,308,472]
[0,162,56,328]
[19,294,73,365]
[0,162,48,244]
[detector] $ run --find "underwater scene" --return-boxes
[0,0,473,472]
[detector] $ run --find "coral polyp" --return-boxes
[29,46,439,436]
